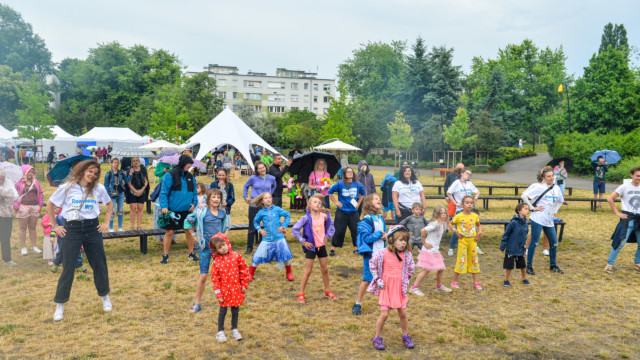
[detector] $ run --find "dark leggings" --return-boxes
[218,306,239,331]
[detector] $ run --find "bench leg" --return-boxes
[559,224,565,243]
[146,201,152,214]
[515,187,518,196]
[568,188,572,196]
[140,235,148,254]
[489,187,493,195]
[438,186,442,195]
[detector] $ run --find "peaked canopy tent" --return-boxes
[0,124,12,140]
[184,108,280,170]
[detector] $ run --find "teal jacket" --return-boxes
[184,206,230,249]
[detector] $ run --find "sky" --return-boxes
[4,0,639,79]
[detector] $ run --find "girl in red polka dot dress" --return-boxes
[210,233,250,342]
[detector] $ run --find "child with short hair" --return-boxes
[352,193,387,316]
[210,234,249,342]
[448,195,483,290]
[399,202,429,250]
[368,226,416,350]
[292,194,338,303]
[500,203,531,286]
[249,192,293,282]
[410,205,451,295]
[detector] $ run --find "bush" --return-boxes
[383,159,394,167]
[471,165,489,173]
[422,161,441,169]
[497,147,537,162]
[489,157,506,171]
[607,156,640,183]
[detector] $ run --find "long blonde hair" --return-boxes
[431,204,446,225]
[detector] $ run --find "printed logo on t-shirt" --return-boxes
[630,195,640,212]
[341,187,358,199]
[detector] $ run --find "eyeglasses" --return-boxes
[345,171,353,174]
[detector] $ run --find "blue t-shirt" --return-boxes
[202,209,226,249]
[328,180,365,214]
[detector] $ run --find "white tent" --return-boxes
[139,140,186,151]
[185,108,279,170]
[314,140,361,151]
[0,124,12,140]
[78,127,144,142]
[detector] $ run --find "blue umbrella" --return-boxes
[590,150,622,164]
[46,154,93,187]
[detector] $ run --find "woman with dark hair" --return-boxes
[210,167,236,214]
[392,165,426,223]
[328,167,365,256]
[521,167,565,275]
[104,158,128,232]
[159,155,198,264]
[393,160,410,179]
[242,161,276,254]
[125,157,149,230]
[47,160,113,321]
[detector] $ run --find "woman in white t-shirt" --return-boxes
[392,165,426,223]
[46,160,113,322]
[605,167,640,273]
[445,168,481,256]
[521,167,564,276]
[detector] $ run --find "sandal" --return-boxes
[189,303,201,313]
[296,293,306,304]
[325,291,338,301]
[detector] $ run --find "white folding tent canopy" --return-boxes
[185,108,279,170]
[0,124,12,140]
[77,127,146,151]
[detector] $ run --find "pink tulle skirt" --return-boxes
[417,251,445,271]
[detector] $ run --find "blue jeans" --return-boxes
[109,192,125,229]
[449,210,463,250]
[527,220,557,268]
[607,219,640,265]
[556,182,566,197]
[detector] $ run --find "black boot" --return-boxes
[245,247,253,255]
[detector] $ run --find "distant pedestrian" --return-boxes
[592,156,608,209]
[553,161,568,205]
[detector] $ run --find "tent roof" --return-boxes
[10,125,74,140]
[185,108,279,170]
[139,140,186,151]
[77,127,144,141]
[0,124,12,139]
[314,140,361,151]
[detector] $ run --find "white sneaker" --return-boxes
[542,249,550,256]
[53,303,64,321]
[231,329,243,341]
[216,331,228,342]
[32,246,42,254]
[102,295,113,312]
[448,249,454,257]
[476,246,484,255]
[118,228,124,232]
[21,247,27,255]
[409,287,425,296]
[604,264,614,274]
[109,228,114,233]
[435,285,452,292]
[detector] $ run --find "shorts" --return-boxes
[199,247,212,274]
[362,253,373,282]
[382,203,395,212]
[593,181,606,194]
[161,210,191,230]
[454,237,480,274]
[503,254,526,270]
[411,242,423,250]
[304,245,328,260]
[381,304,406,311]
[16,204,40,218]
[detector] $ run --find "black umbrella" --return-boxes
[546,158,574,172]
[287,151,340,183]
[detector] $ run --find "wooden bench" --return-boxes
[423,184,574,196]
[432,168,454,180]
[425,195,619,212]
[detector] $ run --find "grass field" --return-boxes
[1,165,639,359]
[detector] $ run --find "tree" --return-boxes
[350,98,391,155]
[0,65,28,129]
[443,108,476,150]
[148,86,191,143]
[401,37,432,130]
[0,5,53,76]
[320,82,355,144]
[14,79,55,145]
[599,23,629,56]
[387,111,413,154]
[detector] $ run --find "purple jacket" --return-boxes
[242,175,276,201]
[292,211,335,252]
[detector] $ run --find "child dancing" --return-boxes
[410,205,451,295]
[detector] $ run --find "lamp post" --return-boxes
[558,83,572,131]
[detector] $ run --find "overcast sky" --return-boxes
[4,0,639,79]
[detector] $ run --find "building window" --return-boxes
[291,95,299,102]
[267,82,285,89]
[313,96,318,103]
[268,94,285,101]
[291,82,299,90]
[323,108,329,114]
[232,79,237,86]
[218,79,226,86]
[232,105,238,112]
[244,80,262,88]
[291,106,298,110]
[243,105,262,112]
[304,95,309,102]
[217,91,227,99]
[245,93,261,100]
[313,84,318,91]
[268,106,285,113]
[323,84,330,91]
[323,96,330,103]
[313,107,318,113]
[232,92,237,99]
[304,83,309,90]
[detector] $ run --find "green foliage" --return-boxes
[443,108,476,150]
[498,147,537,161]
[0,5,53,76]
[463,110,503,154]
[15,79,55,144]
[241,115,279,146]
[489,157,506,171]
[148,86,191,143]
[599,23,629,56]
[387,111,413,151]
[350,97,391,155]
[0,65,27,129]
[320,81,355,144]
[607,157,640,183]
[465,325,507,344]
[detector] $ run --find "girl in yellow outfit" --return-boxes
[448,196,483,290]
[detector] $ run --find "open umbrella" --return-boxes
[0,161,22,183]
[157,149,182,159]
[110,147,155,158]
[46,154,93,187]
[590,150,622,165]
[546,158,574,172]
[156,154,205,168]
[287,151,340,183]
[139,140,186,152]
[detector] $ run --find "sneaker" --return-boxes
[435,285,452,292]
[216,331,228,342]
[32,246,42,254]
[402,334,415,349]
[550,265,564,274]
[504,280,511,287]
[118,228,124,232]
[372,336,385,350]
[244,247,253,255]
[476,246,484,255]
[526,266,535,275]
[21,247,27,255]
[76,267,87,273]
[329,249,336,257]
[542,249,549,256]
[523,279,531,285]
[604,264,614,274]
[109,228,114,233]
[4,260,17,266]
[231,329,243,341]
[47,260,54,266]
[447,249,454,257]
[53,303,64,321]
[102,295,113,312]
[352,303,362,315]
[160,254,169,264]
[51,264,59,273]
[409,287,425,296]
[450,281,460,289]
[188,252,198,262]
[474,282,483,290]
[633,264,640,272]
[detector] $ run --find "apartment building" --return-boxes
[186,64,335,118]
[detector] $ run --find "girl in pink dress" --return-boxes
[368,226,416,350]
